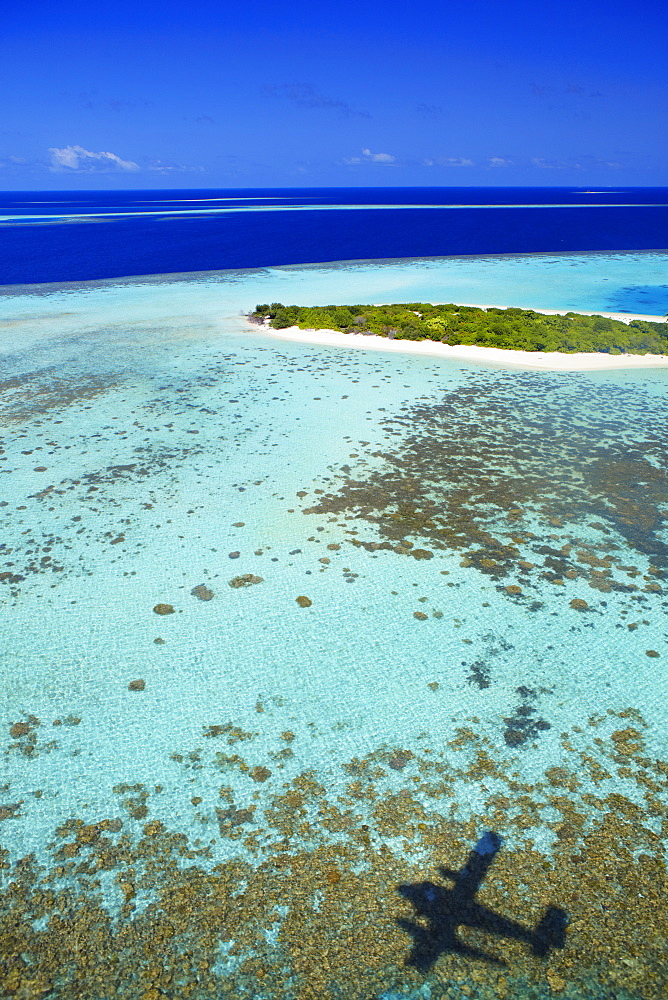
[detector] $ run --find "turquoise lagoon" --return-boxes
[1,252,668,1000]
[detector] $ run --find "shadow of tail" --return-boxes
[532,906,569,957]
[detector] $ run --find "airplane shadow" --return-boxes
[397,831,568,972]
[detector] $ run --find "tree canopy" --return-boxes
[250,302,668,355]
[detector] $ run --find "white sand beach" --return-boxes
[261,305,668,371]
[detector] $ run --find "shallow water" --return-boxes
[2,253,668,1000]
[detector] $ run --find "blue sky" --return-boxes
[2,0,666,188]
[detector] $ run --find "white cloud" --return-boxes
[423,156,474,167]
[531,156,582,170]
[0,154,28,169]
[265,83,370,119]
[48,144,139,172]
[488,156,512,167]
[344,147,395,165]
[362,147,395,163]
[147,159,204,174]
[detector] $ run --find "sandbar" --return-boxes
[258,304,668,371]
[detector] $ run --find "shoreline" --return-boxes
[257,303,668,371]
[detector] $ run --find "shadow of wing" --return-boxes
[451,939,508,966]
[467,902,534,945]
[397,918,441,972]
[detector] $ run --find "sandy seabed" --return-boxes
[263,305,668,371]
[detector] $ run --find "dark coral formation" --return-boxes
[228,575,262,589]
[502,686,552,748]
[2,711,667,1000]
[300,371,668,601]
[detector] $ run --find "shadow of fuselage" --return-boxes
[397,832,568,971]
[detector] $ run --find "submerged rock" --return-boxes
[296,595,312,608]
[250,766,272,782]
[569,598,588,610]
[153,603,175,615]
[216,806,254,831]
[389,752,413,770]
[191,584,215,601]
[504,728,527,747]
[413,611,428,620]
[0,803,23,821]
[229,574,263,589]
[10,722,31,739]
[128,679,146,691]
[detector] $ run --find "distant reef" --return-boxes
[249,302,668,356]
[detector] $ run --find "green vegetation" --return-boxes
[251,302,668,355]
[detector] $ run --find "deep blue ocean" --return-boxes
[1,185,667,284]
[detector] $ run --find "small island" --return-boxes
[250,301,668,356]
